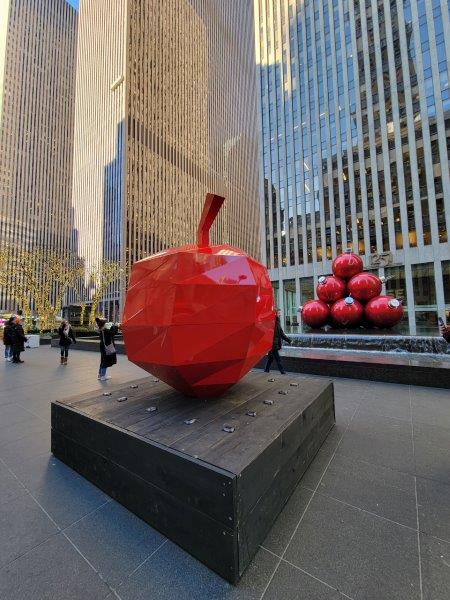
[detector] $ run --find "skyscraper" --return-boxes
[0,0,78,309]
[71,0,260,320]
[255,0,450,335]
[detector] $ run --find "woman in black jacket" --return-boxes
[58,320,76,365]
[95,317,118,381]
[264,309,292,374]
[3,316,15,361]
[11,317,27,364]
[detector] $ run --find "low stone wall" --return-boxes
[287,333,448,354]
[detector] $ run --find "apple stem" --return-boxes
[197,193,225,246]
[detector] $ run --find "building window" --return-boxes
[411,263,438,336]
[283,279,298,333]
[443,260,450,322]
[385,265,409,334]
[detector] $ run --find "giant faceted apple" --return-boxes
[122,194,275,398]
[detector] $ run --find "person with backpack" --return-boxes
[58,320,76,365]
[95,317,118,381]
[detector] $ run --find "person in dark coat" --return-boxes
[58,320,76,365]
[11,316,27,364]
[264,309,292,374]
[3,316,15,361]
[96,317,118,381]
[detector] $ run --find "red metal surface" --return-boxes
[365,295,404,328]
[347,272,382,303]
[121,193,275,398]
[332,250,363,280]
[316,275,347,304]
[330,297,364,328]
[300,299,331,329]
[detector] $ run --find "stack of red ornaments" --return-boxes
[299,250,404,330]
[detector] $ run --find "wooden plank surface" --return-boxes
[55,372,333,475]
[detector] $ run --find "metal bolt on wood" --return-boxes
[102,392,111,396]
[263,399,274,405]
[117,396,128,402]
[184,418,196,425]
[222,424,235,433]
[246,410,257,417]
[278,390,288,395]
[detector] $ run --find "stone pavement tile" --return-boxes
[0,462,23,506]
[0,428,51,468]
[318,454,417,528]
[363,382,410,400]
[262,485,313,556]
[264,560,344,600]
[420,533,450,600]
[284,493,420,600]
[414,439,450,486]
[413,420,450,451]
[0,489,58,568]
[346,409,412,441]
[0,533,111,600]
[12,452,73,492]
[115,542,277,600]
[411,396,450,430]
[357,393,411,421]
[65,500,166,587]
[416,476,450,542]
[336,429,414,474]
[0,403,32,429]
[0,414,47,447]
[32,470,109,528]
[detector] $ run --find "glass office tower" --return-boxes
[255,0,450,335]
[72,0,260,320]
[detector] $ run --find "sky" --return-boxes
[65,0,79,9]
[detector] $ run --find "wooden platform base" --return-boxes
[51,372,335,583]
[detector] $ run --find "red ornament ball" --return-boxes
[365,295,404,328]
[347,272,383,303]
[331,297,364,328]
[300,299,330,329]
[316,275,347,303]
[332,250,363,280]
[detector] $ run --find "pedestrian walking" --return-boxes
[3,316,15,361]
[95,317,118,381]
[11,316,27,364]
[58,320,76,365]
[264,309,292,374]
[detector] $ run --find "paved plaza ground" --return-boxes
[0,346,449,599]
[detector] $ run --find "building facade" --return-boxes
[72,0,260,321]
[255,0,450,335]
[0,0,78,309]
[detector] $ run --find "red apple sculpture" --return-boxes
[347,272,384,303]
[121,193,275,398]
[299,299,330,329]
[332,249,363,280]
[365,296,404,328]
[316,275,347,304]
[331,297,364,328]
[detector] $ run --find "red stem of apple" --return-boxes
[197,193,225,246]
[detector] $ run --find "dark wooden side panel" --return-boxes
[237,384,334,519]
[51,403,235,527]
[52,430,239,583]
[237,400,336,576]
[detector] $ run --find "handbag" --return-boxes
[101,330,116,355]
